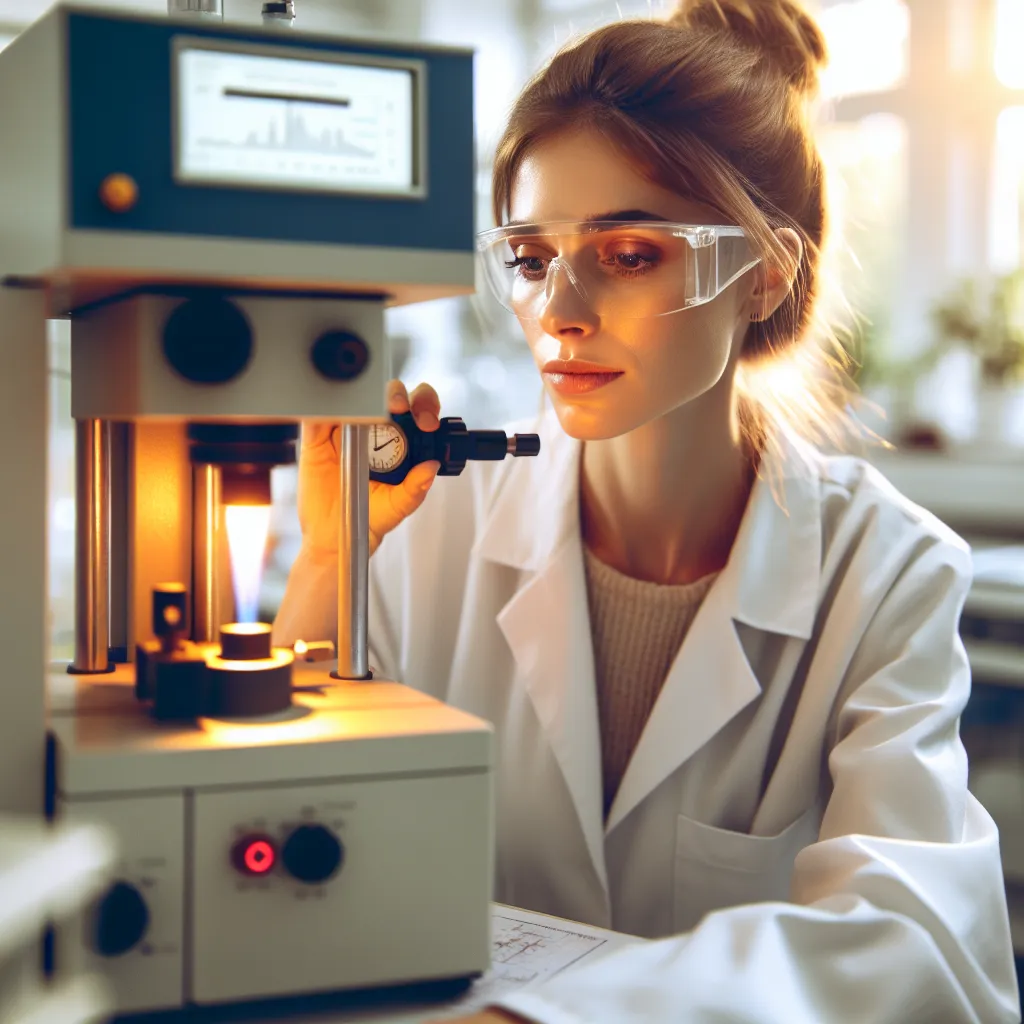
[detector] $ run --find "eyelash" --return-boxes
[504,252,659,279]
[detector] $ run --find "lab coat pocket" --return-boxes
[673,807,819,933]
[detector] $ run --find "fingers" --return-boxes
[369,459,440,546]
[408,383,441,431]
[388,459,440,522]
[387,378,409,413]
[299,423,340,470]
[301,422,338,449]
[403,459,441,493]
[386,378,440,432]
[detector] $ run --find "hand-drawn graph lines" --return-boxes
[490,915,609,983]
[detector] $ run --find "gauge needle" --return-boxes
[373,438,396,451]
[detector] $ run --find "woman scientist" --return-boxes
[274,0,1020,1020]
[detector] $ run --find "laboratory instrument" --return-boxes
[0,2,508,1016]
[368,412,540,484]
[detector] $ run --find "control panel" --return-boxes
[55,767,491,1013]
[191,772,490,1005]
[227,823,345,884]
[59,795,185,1014]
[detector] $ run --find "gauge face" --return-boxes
[368,423,408,473]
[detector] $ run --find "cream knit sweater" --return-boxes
[582,545,717,819]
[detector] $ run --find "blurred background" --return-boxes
[13,0,1024,978]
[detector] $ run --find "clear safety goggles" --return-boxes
[476,220,760,320]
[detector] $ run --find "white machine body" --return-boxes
[50,670,494,1014]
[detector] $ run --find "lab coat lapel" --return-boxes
[495,541,607,891]
[475,420,608,894]
[605,430,824,834]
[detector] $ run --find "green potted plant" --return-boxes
[930,270,1024,446]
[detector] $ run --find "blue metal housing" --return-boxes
[66,12,475,252]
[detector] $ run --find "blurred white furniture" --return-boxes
[0,818,116,1024]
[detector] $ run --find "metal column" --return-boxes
[69,418,110,674]
[335,424,370,680]
[192,463,223,643]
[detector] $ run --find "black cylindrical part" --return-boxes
[310,331,370,382]
[221,467,272,505]
[220,623,273,661]
[163,296,253,385]
[188,424,298,469]
[465,430,509,461]
[207,660,292,717]
[153,584,188,645]
[511,434,541,457]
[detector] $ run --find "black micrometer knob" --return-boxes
[370,412,541,484]
[435,417,540,476]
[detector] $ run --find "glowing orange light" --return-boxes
[224,504,272,623]
[243,840,275,874]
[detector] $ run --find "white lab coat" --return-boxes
[274,411,1021,1024]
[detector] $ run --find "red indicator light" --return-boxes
[231,834,278,877]
[244,840,275,874]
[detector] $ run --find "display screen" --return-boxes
[175,43,419,195]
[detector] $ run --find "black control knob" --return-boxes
[93,880,150,957]
[163,295,253,384]
[281,824,344,884]
[310,331,369,381]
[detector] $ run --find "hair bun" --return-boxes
[670,0,828,95]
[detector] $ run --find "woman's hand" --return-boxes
[297,379,442,561]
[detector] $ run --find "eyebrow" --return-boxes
[504,208,672,228]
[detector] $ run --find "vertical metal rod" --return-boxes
[336,424,370,679]
[192,463,222,642]
[107,422,129,658]
[69,418,109,674]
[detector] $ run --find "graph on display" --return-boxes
[177,46,417,194]
[207,99,376,161]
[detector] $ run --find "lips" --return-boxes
[541,360,624,397]
[541,360,621,375]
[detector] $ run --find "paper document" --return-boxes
[454,905,639,1013]
[301,905,641,1023]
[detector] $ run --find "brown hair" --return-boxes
[492,0,862,454]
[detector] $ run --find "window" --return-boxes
[818,0,909,100]
[991,106,1024,273]
[994,0,1024,89]
[817,114,909,359]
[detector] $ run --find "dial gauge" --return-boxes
[368,423,408,473]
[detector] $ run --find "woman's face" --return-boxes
[508,127,756,441]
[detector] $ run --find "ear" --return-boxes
[748,228,803,322]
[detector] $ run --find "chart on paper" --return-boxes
[291,906,641,1023]
[453,907,637,1012]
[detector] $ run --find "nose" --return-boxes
[536,258,600,339]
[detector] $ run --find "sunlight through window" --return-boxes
[818,0,909,100]
[989,106,1024,272]
[817,114,908,343]
[995,0,1024,88]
